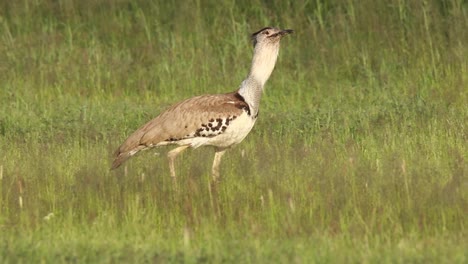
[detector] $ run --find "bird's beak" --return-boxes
[270,29,294,38]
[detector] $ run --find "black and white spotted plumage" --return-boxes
[111,27,292,178]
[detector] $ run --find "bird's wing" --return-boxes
[111,92,249,169]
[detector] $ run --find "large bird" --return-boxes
[111,27,293,180]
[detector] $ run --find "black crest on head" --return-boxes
[251,27,273,46]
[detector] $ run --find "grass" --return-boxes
[0,0,467,262]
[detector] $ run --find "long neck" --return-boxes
[238,43,280,116]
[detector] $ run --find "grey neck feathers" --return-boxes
[238,42,281,116]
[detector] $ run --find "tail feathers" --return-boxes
[110,145,146,170]
[111,153,131,170]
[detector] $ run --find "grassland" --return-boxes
[0,0,467,262]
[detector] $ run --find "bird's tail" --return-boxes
[110,145,146,170]
[111,153,130,170]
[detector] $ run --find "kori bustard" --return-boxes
[111,27,293,180]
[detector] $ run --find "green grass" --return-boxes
[0,0,467,262]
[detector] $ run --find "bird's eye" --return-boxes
[264,31,270,35]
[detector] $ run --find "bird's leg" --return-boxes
[167,145,190,179]
[212,148,227,181]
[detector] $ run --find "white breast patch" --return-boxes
[204,111,257,148]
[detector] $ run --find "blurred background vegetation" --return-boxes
[0,0,466,262]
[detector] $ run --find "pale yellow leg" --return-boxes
[167,145,190,179]
[212,148,227,181]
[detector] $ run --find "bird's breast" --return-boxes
[204,111,257,148]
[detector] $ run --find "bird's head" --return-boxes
[251,27,293,47]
